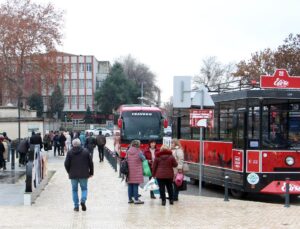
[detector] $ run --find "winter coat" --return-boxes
[0,142,5,159]
[127,146,144,184]
[153,149,178,179]
[96,135,106,146]
[59,134,66,147]
[79,133,86,146]
[17,138,30,154]
[172,147,184,175]
[2,140,8,160]
[30,134,43,149]
[143,147,160,169]
[64,146,94,179]
[85,136,96,153]
[53,134,60,146]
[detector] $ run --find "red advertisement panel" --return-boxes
[247,150,260,172]
[260,69,300,89]
[261,181,300,194]
[232,149,243,171]
[204,141,232,168]
[261,150,300,172]
[180,139,200,162]
[189,109,214,128]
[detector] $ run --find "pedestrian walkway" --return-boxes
[0,146,300,228]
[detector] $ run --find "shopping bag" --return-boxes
[178,180,187,191]
[143,178,159,192]
[142,160,152,177]
[183,162,190,173]
[175,173,184,187]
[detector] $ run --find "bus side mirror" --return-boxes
[163,119,168,128]
[118,118,122,129]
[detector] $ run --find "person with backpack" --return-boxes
[96,131,106,162]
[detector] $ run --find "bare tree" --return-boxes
[0,0,64,105]
[194,56,235,91]
[119,55,160,105]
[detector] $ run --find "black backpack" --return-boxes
[120,158,129,176]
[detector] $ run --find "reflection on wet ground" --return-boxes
[0,171,25,184]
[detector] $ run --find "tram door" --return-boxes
[232,110,246,149]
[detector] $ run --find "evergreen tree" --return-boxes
[27,92,44,117]
[50,84,64,119]
[84,105,93,123]
[95,62,139,114]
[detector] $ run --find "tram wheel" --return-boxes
[230,189,245,198]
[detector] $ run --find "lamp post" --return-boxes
[18,95,21,144]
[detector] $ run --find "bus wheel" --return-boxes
[230,189,245,198]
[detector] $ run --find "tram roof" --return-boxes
[211,88,300,103]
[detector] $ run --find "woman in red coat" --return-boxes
[152,145,178,206]
[143,140,160,199]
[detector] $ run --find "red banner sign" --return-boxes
[260,69,300,89]
[247,150,260,172]
[261,181,300,194]
[190,109,214,127]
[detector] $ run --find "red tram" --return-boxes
[174,69,300,197]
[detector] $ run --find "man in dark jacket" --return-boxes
[17,138,29,166]
[85,132,96,159]
[96,131,106,162]
[64,138,94,212]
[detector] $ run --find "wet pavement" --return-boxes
[0,137,299,228]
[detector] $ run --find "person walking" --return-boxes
[64,138,94,212]
[152,145,178,206]
[171,138,184,201]
[53,131,60,157]
[17,138,29,167]
[143,140,160,199]
[43,132,52,152]
[59,132,66,156]
[0,136,6,170]
[79,131,86,147]
[127,140,145,204]
[96,131,106,162]
[85,132,96,159]
[65,132,72,152]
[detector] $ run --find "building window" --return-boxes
[71,96,76,105]
[86,63,92,72]
[72,80,77,89]
[86,96,92,106]
[79,63,85,72]
[64,80,69,89]
[79,95,85,105]
[71,63,77,72]
[64,96,69,104]
[87,80,92,89]
[79,80,84,89]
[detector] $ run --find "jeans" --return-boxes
[71,179,88,208]
[128,183,139,201]
[157,178,174,201]
[53,144,60,156]
[98,145,104,161]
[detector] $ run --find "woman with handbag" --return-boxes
[152,145,178,206]
[143,139,160,199]
[171,138,184,201]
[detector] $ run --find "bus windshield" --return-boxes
[121,111,162,141]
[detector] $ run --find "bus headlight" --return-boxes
[285,156,295,166]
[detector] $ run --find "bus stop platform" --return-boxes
[0,146,299,228]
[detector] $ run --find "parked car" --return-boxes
[86,128,113,137]
[164,126,172,136]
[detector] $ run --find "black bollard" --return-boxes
[11,148,15,170]
[224,175,229,201]
[284,178,290,208]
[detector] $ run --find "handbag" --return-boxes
[143,177,159,191]
[142,160,152,177]
[175,173,184,187]
[177,180,187,191]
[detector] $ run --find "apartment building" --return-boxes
[42,53,110,121]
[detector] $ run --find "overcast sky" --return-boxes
[22,0,300,102]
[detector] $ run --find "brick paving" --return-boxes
[0,138,299,228]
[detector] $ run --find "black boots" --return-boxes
[150,191,156,199]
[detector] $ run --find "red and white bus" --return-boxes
[117,104,168,158]
[175,69,300,197]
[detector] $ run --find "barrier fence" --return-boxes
[104,147,118,172]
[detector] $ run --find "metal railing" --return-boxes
[104,147,118,172]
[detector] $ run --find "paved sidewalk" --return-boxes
[0,145,299,228]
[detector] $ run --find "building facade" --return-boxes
[42,54,110,121]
